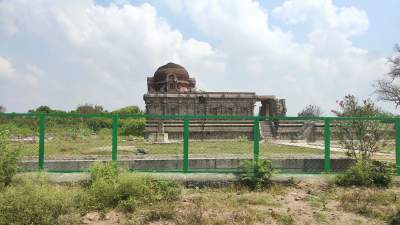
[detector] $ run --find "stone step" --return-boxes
[259,121,274,139]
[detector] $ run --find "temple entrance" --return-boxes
[256,95,282,117]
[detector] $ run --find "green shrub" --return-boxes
[85,118,111,132]
[0,130,20,188]
[87,162,181,212]
[0,123,36,138]
[0,179,80,225]
[89,162,120,183]
[240,160,276,190]
[336,160,393,188]
[64,126,92,140]
[116,173,181,212]
[119,118,145,136]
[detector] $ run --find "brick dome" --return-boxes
[153,62,189,82]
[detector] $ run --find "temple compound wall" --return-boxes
[143,63,286,140]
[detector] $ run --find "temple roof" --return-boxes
[153,62,189,82]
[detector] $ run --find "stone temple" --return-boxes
[143,62,286,141]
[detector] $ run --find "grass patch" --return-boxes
[86,162,181,212]
[305,189,336,210]
[339,188,400,222]
[16,135,324,157]
[0,163,182,225]
[271,211,295,225]
[0,176,83,225]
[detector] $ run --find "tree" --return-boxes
[297,105,322,117]
[75,104,106,114]
[374,44,400,107]
[112,105,142,115]
[28,105,65,114]
[0,105,5,113]
[332,95,386,160]
[29,105,52,114]
[113,106,145,136]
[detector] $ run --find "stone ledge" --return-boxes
[20,157,355,173]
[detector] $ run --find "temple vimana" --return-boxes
[143,62,286,141]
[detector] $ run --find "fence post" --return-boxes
[112,115,118,162]
[324,118,331,174]
[395,119,400,176]
[38,114,46,170]
[183,116,189,173]
[253,116,260,162]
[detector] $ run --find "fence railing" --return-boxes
[0,113,399,175]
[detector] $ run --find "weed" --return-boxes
[339,189,399,221]
[271,211,295,225]
[0,179,80,225]
[305,189,335,210]
[89,161,120,183]
[0,129,20,188]
[240,159,276,191]
[143,204,176,222]
[86,163,181,212]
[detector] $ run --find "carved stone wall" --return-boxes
[143,92,256,140]
[144,92,256,116]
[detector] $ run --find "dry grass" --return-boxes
[338,188,400,221]
[121,180,400,225]
[5,173,400,225]
[16,136,323,158]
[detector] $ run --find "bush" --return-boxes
[87,162,181,212]
[112,105,142,115]
[336,160,393,188]
[239,160,276,190]
[89,162,120,183]
[119,118,145,136]
[0,130,20,188]
[85,118,111,132]
[0,178,80,225]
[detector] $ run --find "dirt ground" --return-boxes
[77,177,400,225]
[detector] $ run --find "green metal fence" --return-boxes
[0,113,399,175]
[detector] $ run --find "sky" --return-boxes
[0,0,399,115]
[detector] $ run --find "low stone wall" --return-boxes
[21,157,355,173]
[271,121,395,141]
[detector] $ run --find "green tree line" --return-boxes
[0,104,145,137]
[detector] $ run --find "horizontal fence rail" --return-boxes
[0,112,399,175]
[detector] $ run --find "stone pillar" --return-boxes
[303,121,316,143]
[157,121,164,133]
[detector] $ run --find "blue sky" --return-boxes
[0,0,399,115]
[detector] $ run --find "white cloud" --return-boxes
[0,55,44,84]
[161,0,387,115]
[273,0,369,37]
[0,56,15,78]
[0,0,222,112]
[0,0,391,115]
[0,2,18,36]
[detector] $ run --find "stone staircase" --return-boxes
[260,121,274,139]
